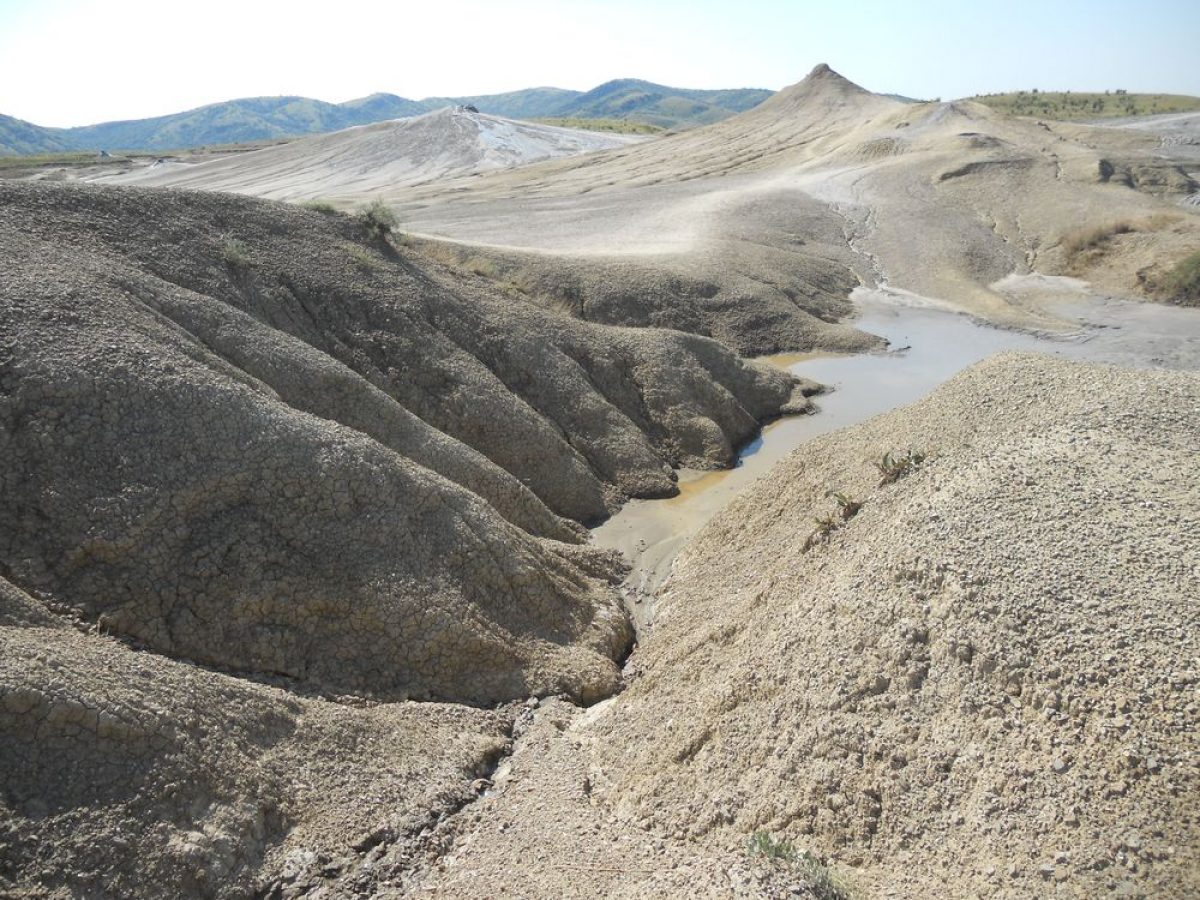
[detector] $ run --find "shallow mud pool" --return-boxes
[593,288,1200,628]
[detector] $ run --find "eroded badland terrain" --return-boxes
[2,65,1198,898]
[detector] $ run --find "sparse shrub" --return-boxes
[1060,221,1133,257]
[345,244,377,272]
[359,199,398,241]
[465,256,498,278]
[221,238,251,269]
[804,513,841,551]
[300,199,338,214]
[1160,251,1200,306]
[748,830,797,862]
[542,294,581,317]
[1142,212,1181,232]
[829,491,862,521]
[747,832,848,900]
[875,449,927,486]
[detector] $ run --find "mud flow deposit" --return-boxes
[2,63,1198,899]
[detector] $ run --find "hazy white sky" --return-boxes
[2,0,1198,126]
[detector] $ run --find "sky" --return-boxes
[2,0,1198,127]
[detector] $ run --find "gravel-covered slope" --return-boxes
[576,354,1199,898]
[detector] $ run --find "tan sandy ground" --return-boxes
[397,353,1198,899]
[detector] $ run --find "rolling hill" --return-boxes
[420,86,582,119]
[1,80,771,155]
[540,79,772,128]
[0,113,74,155]
[0,94,428,155]
[63,94,429,152]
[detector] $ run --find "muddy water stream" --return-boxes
[593,288,1200,630]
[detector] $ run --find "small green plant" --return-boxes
[747,832,849,900]
[803,491,862,551]
[804,513,841,551]
[221,238,251,269]
[359,199,398,240]
[875,449,927,486]
[300,199,338,214]
[748,830,797,862]
[829,491,863,521]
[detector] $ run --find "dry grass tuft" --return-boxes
[1061,221,1134,256]
[1060,214,1181,258]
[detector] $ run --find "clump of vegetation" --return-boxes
[300,199,338,214]
[1159,251,1200,306]
[829,492,862,520]
[464,256,498,278]
[221,238,251,269]
[1059,214,1182,269]
[971,90,1200,121]
[345,244,377,273]
[875,449,927,486]
[530,116,664,135]
[358,199,398,240]
[1061,220,1134,256]
[747,832,848,900]
[803,491,862,551]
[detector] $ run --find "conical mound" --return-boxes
[743,62,902,122]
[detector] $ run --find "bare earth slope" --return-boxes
[98,107,641,200]
[0,576,512,897]
[582,354,1200,897]
[0,179,817,707]
[383,65,1199,345]
[403,354,1199,899]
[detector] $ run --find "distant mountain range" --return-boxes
[0,81,773,155]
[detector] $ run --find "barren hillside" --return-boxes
[409,354,1200,899]
[0,179,829,707]
[98,107,641,200]
[2,62,1197,900]
[384,65,1199,340]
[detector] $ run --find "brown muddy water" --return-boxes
[593,288,1200,631]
